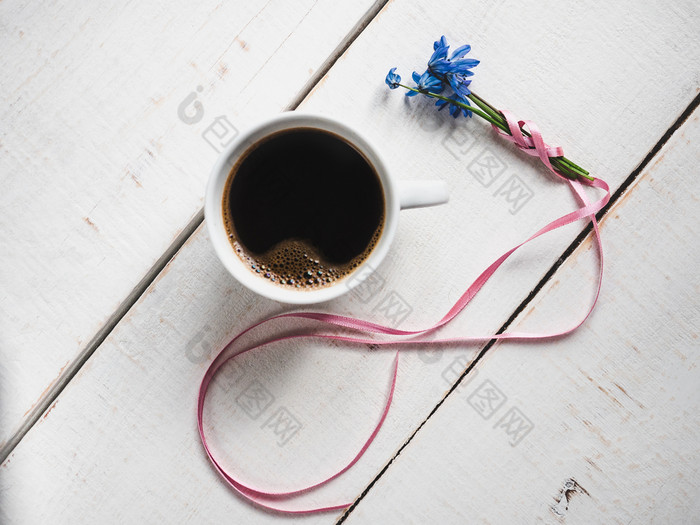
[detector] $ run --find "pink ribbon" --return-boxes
[197,110,611,513]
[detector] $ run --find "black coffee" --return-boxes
[222,127,384,289]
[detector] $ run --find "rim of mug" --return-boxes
[205,112,399,304]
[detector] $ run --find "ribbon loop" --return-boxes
[198,109,610,514]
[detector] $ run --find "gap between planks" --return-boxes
[336,91,700,524]
[0,0,392,466]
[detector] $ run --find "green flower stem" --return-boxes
[399,84,593,181]
[468,92,593,181]
[398,85,508,131]
[467,92,504,125]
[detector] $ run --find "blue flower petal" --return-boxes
[450,44,471,59]
[450,58,480,70]
[433,35,448,51]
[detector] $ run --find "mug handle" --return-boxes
[397,180,449,210]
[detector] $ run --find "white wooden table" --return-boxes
[2,0,699,522]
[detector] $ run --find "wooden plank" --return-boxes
[1,0,699,521]
[343,109,700,525]
[0,0,381,452]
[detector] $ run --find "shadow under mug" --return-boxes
[205,112,449,304]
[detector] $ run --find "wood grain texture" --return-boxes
[343,110,700,525]
[0,0,380,451]
[1,0,699,522]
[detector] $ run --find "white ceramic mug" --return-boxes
[205,112,449,304]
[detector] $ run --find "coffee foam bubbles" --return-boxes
[231,229,381,290]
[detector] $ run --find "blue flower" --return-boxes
[385,67,401,89]
[385,36,478,119]
[427,36,479,77]
[405,70,444,97]
[422,36,479,117]
[435,95,472,118]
